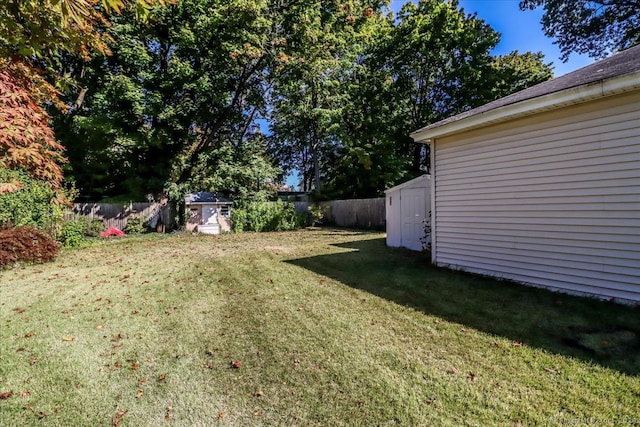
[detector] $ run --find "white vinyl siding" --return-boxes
[433,91,640,302]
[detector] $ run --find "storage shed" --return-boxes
[185,192,233,234]
[385,175,431,251]
[410,45,640,303]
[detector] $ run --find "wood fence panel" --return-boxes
[292,198,385,230]
[68,202,171,230]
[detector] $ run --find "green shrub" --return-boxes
[231,208,246,233]
[84,218,104,237]
[59,218,87,248]
[0,225,59,267]
[308,204,324,226]
[232,201,306,232]
[57,216,105,247]
[0,169,64,232]
[123,215,147,234]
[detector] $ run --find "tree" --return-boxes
[0,0,173,196]
[267,1,383,195]
[0,72,66,194]
[55,0,292,200]
[520,0,640,60]
[321,0,553,199]
[488,51,553,96]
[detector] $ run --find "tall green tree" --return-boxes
[268,1,385,195]
[520,0,640,60]
[321,0,553,199]
[55,0,300,200]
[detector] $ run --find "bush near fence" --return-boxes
[69,200,382,232]
[294,198,385,230]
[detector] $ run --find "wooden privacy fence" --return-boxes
[67,202,173,230]
[294,198,385,230]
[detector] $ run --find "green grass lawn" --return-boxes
[1,229,639,426]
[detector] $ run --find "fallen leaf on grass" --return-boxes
[217,412,227,419]
[24,333,33,338]
[135,389,144,399]
[96,325,104,330]
[254,390,264,397]
[230,361,240,369]
[13,307,25,313]
[30,358,38,365]
[112,409,127,426]
[468,372,477,381]
[110,334,124,342]
[447,367,459,374]
[158,374,166,381]
[62,336,75,342]
[544,367,558,374]
[0,391,13,399]
[513,341,523,347]
[165,406,173,420]
[19,390,31,398]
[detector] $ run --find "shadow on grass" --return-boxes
[287,236,640,376]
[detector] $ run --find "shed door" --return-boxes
[401,188,426,251]
[202,206,218,224]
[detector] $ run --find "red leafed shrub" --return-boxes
[0,226,59,267]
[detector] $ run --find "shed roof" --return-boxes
[411,44,640,142]
[185,192,232,204]
[384,174,431,194]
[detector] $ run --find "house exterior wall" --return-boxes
[432,90,640,302]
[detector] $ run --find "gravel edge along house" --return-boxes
[410,45,640,303]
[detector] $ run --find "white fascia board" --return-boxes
[411,71,640,143]
[384,174,431,195]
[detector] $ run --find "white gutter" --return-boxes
[410,70,640,143]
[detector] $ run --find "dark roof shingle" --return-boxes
[185,192,232,204]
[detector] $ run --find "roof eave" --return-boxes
[410,70,640,143]
[384,174,431,194]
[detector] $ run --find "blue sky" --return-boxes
[389,0,595,76]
